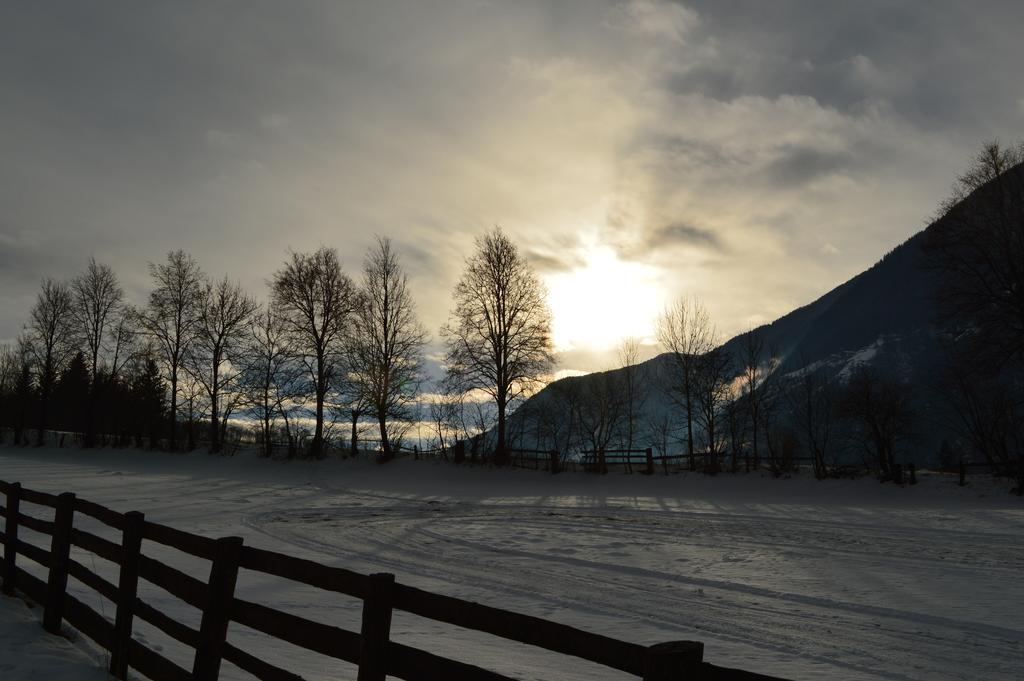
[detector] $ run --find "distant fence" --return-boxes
[949,460,1022,487]
[466,446,833,477]
[0,479,792,681]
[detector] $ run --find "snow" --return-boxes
[836,337,884,381]
[0,594,109,680]
[0,445,1022,681]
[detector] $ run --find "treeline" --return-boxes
[506,312,917,481]
[1,144,1021,490]
[0,230,556,461]
[506,142,1024,491]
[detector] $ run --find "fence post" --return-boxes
[43,492,75,634]
[645,448,654,476]
[2,482,21,595]
[193,536,244,681]
[358,572,395,681]
[110,511,145,679]
[643,640,704,680]
[908,463,917,486]
[959,461,966,487]
[550,449,560,474]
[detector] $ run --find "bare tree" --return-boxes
[787,365,836,479]
[0,344,16,397]
[924,141,1024,492]
[106,306,139,382]
[26,279,76,445]
[694,345,733,470]
[180,374,204,451]
[617,337,647,453]
[0,344,17,444]
[544,378,585,460]
[925,140,1024,368]
[441,228,553,464]
[428,388,462,457]
[241,305,300,457]
[646,411,678,473]
[188,277,257,453]
[271,247,356,458]
[334,368,372,458]
[4,337,35,446]
[837,364,916,478]
[70,258,124,446]
[938,357,1024,492]
[739,329,767,467]
[657,296,714,470]
[350,237,427,458]
[571,371,624,474]
[724,397,747,472]
[138,251,205,450]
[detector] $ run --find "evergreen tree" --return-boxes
[54,352,90,434]
[131,357,166,449]
[13,362,34,446]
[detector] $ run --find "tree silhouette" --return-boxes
[925,141,1024,368]
[26,278,75,445]
[442,228,553,464]
[241,305,302,458]
[617,337,647,454]
[54,352,90,434]
[349,237,427,458]
[130,354,167,449]
[272,247,356,459]
[924,141,1024,492]
[188,277,257,453]
[837,364,915,478]
[657,296,714,471]
[71,258,124,447]
[138,251,205,450]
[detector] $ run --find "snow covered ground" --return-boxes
[0,594,109,680]
[0,445,1021,681]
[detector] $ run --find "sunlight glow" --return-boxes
[545,244,664,353]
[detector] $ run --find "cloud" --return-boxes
[613,221,723,262]
[525,249,585,274]
[760,144,856,188]
[1,0,1022,370]
[650,222,721,249]
[605,0,700,44]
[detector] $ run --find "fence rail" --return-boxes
[0,478,792,681]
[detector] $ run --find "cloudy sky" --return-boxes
[2,1,1022,374]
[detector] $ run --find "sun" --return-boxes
[544,244,664,353]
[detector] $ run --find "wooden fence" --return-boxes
[507,448,561,473]
[0,479,792,681]
[578,449,691,476]
[951,460,1022,487]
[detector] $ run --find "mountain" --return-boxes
[504,165,1024,461]
[717,227,940,382]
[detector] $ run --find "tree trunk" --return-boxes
[36,358,52,446]
[751,402,759,468]
[85,350,100,449]
[36,388,48,447]
[209,357,221,454]
[685,387,695,471]
[378,412,390,460]
[84,366,97,449]
[210,397,220,454]
[496,393,508,466]
[169,366,178,451]
[312,357,325,459]
[263,411,272,458]
[350,411,359,457]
